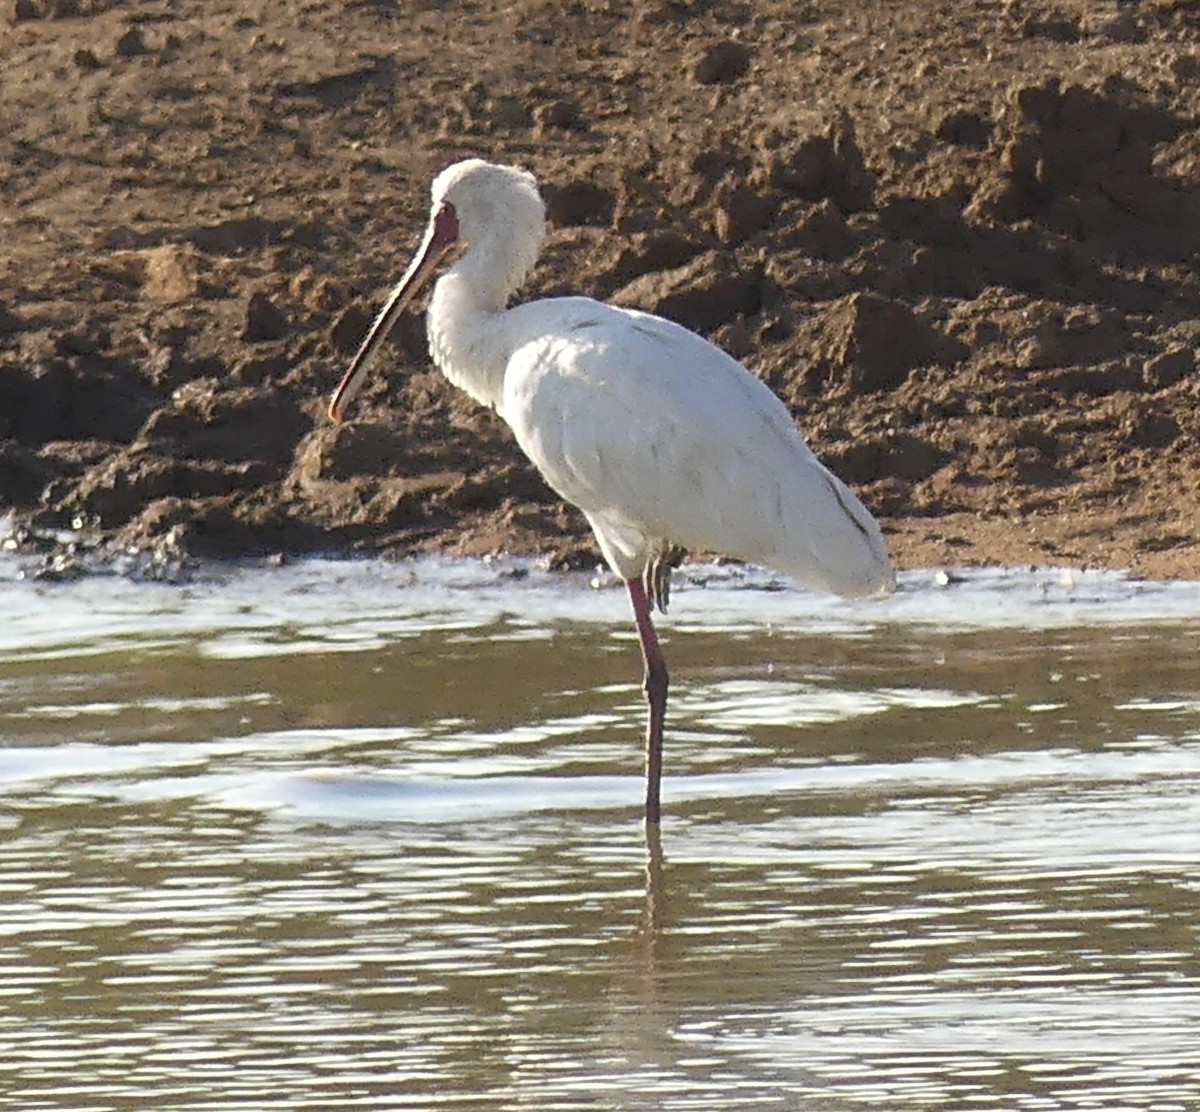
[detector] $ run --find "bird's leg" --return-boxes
[625,577,669,826]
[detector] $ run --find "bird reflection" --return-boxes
[643,820,665,949]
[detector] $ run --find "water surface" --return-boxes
[1,558,1198,1110]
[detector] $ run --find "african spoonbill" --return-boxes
[329,159,894,826]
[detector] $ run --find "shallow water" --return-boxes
[1,557,1199,1110]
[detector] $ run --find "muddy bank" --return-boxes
[2,0,1199,581]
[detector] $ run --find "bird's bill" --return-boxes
[327,204,458,423]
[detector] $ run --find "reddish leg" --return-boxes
[625,578,669,826]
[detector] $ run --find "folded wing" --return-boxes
[500,300,893,597]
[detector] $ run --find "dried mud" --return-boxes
[3,0,1200,582]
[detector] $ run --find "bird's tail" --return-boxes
[777,466,895,599]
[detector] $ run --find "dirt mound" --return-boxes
[3,0,1200,579]
[968,76,1189,241]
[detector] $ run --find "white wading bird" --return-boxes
[329,159,894,826]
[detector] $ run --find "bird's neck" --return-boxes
[426,240,533,410]
[426,275,509,410]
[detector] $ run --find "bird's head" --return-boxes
[430,159,546,300]
[328,159,545,423]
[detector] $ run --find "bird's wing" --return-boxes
[499,301,891,596]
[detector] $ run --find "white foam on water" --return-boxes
[2,558,1199,668]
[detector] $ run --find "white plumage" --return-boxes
[499,300,890,594]
[329,158,895,824]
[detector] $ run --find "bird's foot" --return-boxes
[643,544,685,615]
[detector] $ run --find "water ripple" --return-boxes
[1,559,1199,1110]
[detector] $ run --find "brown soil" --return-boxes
[3,0,1200,581]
